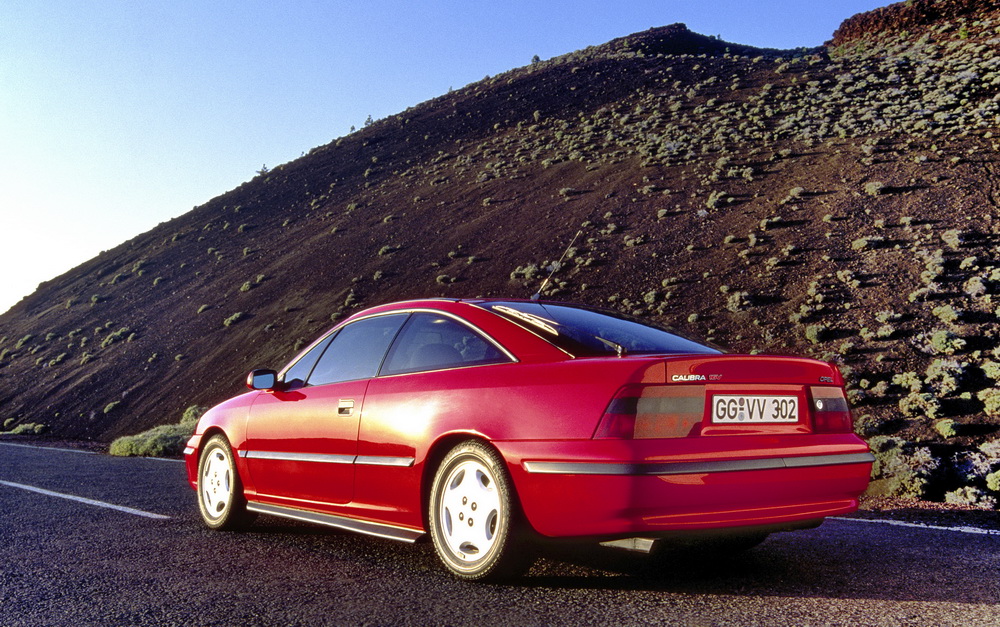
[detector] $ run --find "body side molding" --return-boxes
[522,452,876,476]
[246,502,424,542]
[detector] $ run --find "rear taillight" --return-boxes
[594,385,706,439]
[810,386,854,433]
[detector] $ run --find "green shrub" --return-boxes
[726,291,752,312]
[978,389,1000,417]
[3,418,14,430]
[706,190,729,209]
[804,323,827,344]
[180,405,207,425]
[866,436,939,499]
[932,305,960,324]
[987,470,1000,492]
[964,276,988,297]
[898,392,941,418]
[864,181,885,196]
[510,264,541,281]
[934,419,958,438]
[223,312,246,327]
[100,327,131,349]
[944,487,995,509]
[108,424,193,457]
[9,423,47,435]
[924,359,966,395]
[876,324,896,339]
[982,361,1000,382]
[109,405,206,457]
[851,236,884,251]
[104,401,120,414]
[941,229,965,250]
[921,330,966,355]
[980,440,1000,460]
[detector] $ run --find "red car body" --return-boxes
[185,298,873,578]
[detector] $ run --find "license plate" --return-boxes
[711,395,799,423]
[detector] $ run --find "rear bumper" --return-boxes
[498,436,873,539]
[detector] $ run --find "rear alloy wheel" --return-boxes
[429,440,530,581]
[197,435,254,530]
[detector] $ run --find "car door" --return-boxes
[244,313,408,507]
[353,312,515,525]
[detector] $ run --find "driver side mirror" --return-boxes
[246,369,279,391]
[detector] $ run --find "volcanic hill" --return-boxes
[5,0,1000,504]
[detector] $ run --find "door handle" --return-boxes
[338,399,355,416]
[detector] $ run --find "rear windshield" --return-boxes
[479,301,721,358]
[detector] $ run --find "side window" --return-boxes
[381,313,511,376]
[280,335,334,388]
[306,314,408,386]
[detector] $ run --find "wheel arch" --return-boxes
[419,434,528,534]
[197,425,230,454]
[195,426,255,497]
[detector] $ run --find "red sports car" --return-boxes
[185,299,873,580]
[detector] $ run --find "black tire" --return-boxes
[197,434,255,530]
[428,440,532,581]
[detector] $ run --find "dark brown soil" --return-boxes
[4,2,1000,507]
[831,0,1000,47]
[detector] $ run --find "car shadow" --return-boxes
[507,520,999,605]
[222,511,1000,606]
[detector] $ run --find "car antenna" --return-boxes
[531,229,582,301]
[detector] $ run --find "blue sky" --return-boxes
[0,1,887,314]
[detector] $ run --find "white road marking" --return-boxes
[836,516,1000,536]
[0,480,171,520]
[0,441,184,462]
[0,441,96,454]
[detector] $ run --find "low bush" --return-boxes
[866,436,940,499]
[898,392,941,419]
[8,423,47,435]
[109,405,206,457]
[977,389,1000,418]
[223,312,246,327]
[944,487,996,509]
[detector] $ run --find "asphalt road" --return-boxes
[1,442,999,626]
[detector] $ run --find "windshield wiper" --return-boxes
[596,337,626,357]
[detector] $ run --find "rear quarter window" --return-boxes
[381,313,512,375]
[479,301,720,358]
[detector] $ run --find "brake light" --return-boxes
[594,385,706,439]
[810,386,854,433]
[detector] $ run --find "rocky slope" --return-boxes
[4,1,1000,505]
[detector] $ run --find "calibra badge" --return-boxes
[671,374,707,382]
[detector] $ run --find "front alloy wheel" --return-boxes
[429,440,530,581]
[197,434,254,530]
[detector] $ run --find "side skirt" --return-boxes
[246,501,425,543]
